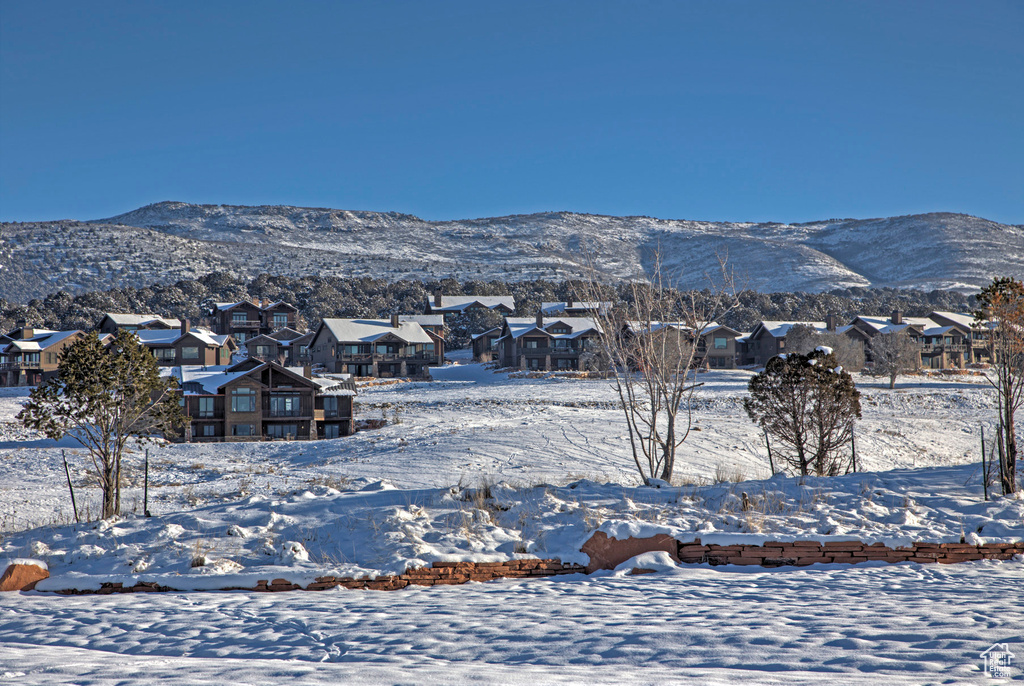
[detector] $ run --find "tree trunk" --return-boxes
[889,371,896,389]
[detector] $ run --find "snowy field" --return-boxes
[1,362,1021,683]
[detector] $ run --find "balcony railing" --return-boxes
[228,321,262,329]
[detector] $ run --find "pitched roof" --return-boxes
[398,314,445,327]
[501,316,602,341]
[1,329,79,353]
[540,301,611,315]
[134,328,233,348]
[317,319,434,345]
[753,321,828,338]
[429,295,515,312]
[103,313,181,328]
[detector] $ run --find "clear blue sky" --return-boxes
[1,1,1021,224]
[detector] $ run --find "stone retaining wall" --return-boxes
[675,539,1024,567]
[8,538,1023,595]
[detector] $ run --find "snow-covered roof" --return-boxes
[471,327,502,340]
[135,328,232,348]
[318,319,434,345]
[398,314,445,328]
[268,327,304,341]
[429,295,515,312]
[540,301,611,315]
[502,317,602,341]
[168,366,251,395]
[1,329,79,353]
[755,321,828,338]
[103,313,181,328]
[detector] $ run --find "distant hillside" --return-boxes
[1,202,1020,303]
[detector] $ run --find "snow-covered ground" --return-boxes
[1,363,1021,683]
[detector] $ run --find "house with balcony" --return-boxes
[622,321,743,370]
[244,327,311,366]
[211,300,299,344]
[136,321,236,367]
[171,359,355,442]
[744,320,829,368]
[309,316,437,378]
[846,311,970,369]
[96,313,182,335]
[495,314,604,371]
[0,323,84,387]
[928,311,997,365]
[397,314,445,366]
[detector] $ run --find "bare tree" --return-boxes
[976,277,1024,494]
[868,330,920,389]
[744,349,861,476]
[574,251,736,484]
[785,324,865,371]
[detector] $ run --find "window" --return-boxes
[323,423,340,439]
[235,332,248,344]
[202,424,216,437]
[230,388,257,412]
[255,345,272,357]
[198,397,215,418]
[266,424,297,439]
[273,313,288,327]
[714,336,728,349]
[553,339,571,349]
[322,396,338,417]
[524,339,540,349]
[269,393,300,416]
[232,312,248,323]
[528,357,542,369]
[231,424,254,436]
[557,358,573,369]
[182,346,199,359]
[153,348,176,360]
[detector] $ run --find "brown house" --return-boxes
[0,324,84,386]
[136,321,236,367]
[244,327,313,366]
[622,321,743,370]
[310,316,438,378]
[211,300,299,344]
[496,315,603,371]
[172,359,356,442]
[744,320,828,368]
[471,326,503,361]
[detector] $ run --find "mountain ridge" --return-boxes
[1,202,1020,304]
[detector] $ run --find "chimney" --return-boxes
[181,318,191,335]
[892,309,902,325]
[825,314,837,332]
[567,298,574,308]
[262,298,270,309]
[536,311,544,329]
[434,289,442,308]
[303,364,312,379]
[391,313,401,328]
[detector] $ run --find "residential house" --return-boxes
[171,359,355,442]
[244,327,310,366]
[424,290,515,317]
[622,321,743,370]
[0,323,84,387]
[97,313,182,335]
[744,321,828,368]
[309,316,437,378]
[495,314,603,371]
[927,311,997,364]
[397,315,446,366]
[846,311,971,369]
[471,326,503,361]
[211,300,299,344]
[137,320,236,367]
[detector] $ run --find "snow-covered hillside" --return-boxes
[2,203,1020,302]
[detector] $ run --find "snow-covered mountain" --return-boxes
[1,202,1020,302]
